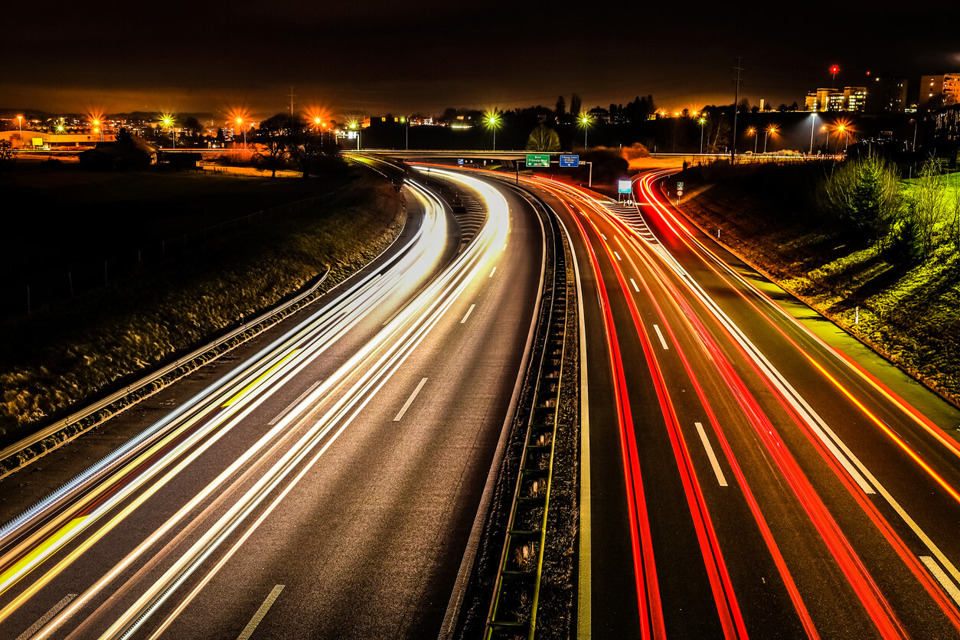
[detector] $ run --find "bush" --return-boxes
[818,151,905,245]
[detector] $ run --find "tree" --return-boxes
[555,95,566,120]
[526,124,561,152]
[819,151,905,246]
[0,139,13,178]
[569,94,582,120]
[910,156,946,257]
[287,117,327,179]
[255,113,293,177]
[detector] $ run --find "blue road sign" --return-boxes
[458,158,464,165]
[559,154,580,168]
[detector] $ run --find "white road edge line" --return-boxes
[695,422,728,487]
[630,278,640,293]
[920,556,960,609]
[489,267,497,278]
[236,584,285,640]
[653,324,669,350]
[394,377,428,422]
[460,304,476,324]
[15,593,76,640]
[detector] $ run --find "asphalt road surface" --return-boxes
[0,168,544,640]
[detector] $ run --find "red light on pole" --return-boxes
[829,65,840,88]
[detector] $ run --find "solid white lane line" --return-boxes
[394,378,428,422]
[489,267,497,278]
[630,278,640,293]
[236,585,285,640]
[613,251,622,261]
[920,556,960,608]
[600,233,607,240]
[460,304,476,324]
[15,593,76,640]
[652,324,669,350]
[695,422,728,487]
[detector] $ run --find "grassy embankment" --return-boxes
[675,161,960,405]
[0,163,405,444]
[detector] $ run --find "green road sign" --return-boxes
[677,181,684,190]
[526,153,550,168]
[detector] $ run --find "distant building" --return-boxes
[804,87,865,112]
[0,129,113,149]
[920,73,960,109]
[865,77,908,113]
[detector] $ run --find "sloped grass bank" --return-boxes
[0,174,404,442]
[677,162,960,405]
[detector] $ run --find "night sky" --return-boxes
[3,0,958,119]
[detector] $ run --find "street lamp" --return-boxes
[236,117,246,149]
[16,114,23,135]
[698,116,707,154]
[836,123,849,151]
[92,118,103,142]
[821,124,830,151]
[808,113,817,154]
[485,111,501,151]
[764,125,778,153]
[747,126,757,153]
[162,115,176,148]
[579,112,592,148]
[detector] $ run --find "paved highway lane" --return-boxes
[526,173,960,639]
[0,168,545,639]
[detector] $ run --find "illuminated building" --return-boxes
[920,73,960,109]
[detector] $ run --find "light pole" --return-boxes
[698,116,706,154]
[747,126,757,153]
[821,124,830,152]
[764,125,778,153]
[837,123,849,151]
[16,114,23,135]
[236,117,246,149]
[579,112,591,148]
[485,112,501,151]
[163,116,176,148]
[808,113,817,154]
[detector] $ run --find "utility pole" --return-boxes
[731,56,743,164]
[287,87,297,119]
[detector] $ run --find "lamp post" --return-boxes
[236,117,246,149]
[837,123,849,151]
[162,116,176,148]
[764,125,778,153]
[579,113,591,148]
[485,112,501,151]
[808,113,817,154]
[747,126,757,153]
[16,114,23,135]
[698,116,706,154]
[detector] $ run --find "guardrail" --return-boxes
[0,268,330,478]
[485,198,570,639]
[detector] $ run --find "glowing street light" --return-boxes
[836,123,850,150]
[747,126,757,153]
[16,114,23,135]
[578,112,592,148]
[236,117,246,149]
[763,124,778,153]
[698,116,707,154]
[485,111,501,151]
[821,124,830,150]
[92,118,103,142]
[161,115,176,148]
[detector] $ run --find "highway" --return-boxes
[521,171,960,639]
[0,167,545,639]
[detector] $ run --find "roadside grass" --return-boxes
[677,162,960,405]
[0,169,404,442]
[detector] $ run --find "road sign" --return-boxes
[458,158,464,165]
[618,179,632,194]
[677,190,684,197]
[559,154,580,168]
[525,153,550,168]
[677,181,684,190]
